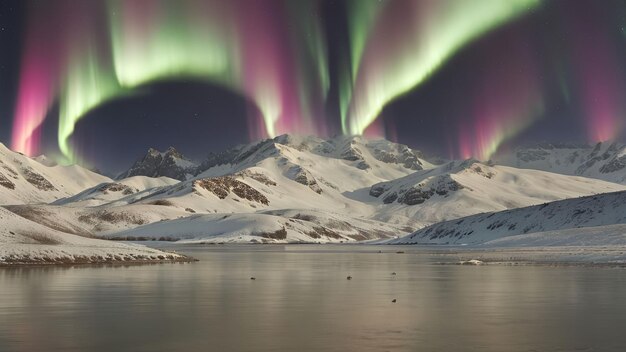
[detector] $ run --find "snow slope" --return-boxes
[0,143,111,205]
[495,141,626,184]
[393,190,626,245]
[0,207,187,264]
[104,209,410,243]
[369,160,626,225]
[482,224,626,247]
[53,176,180,207]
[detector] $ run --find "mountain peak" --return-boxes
[165,146,184,158]
[120,135,440,181]
[118,147,197,181]
[146,147,161,156]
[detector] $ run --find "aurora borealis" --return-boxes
[2,0,626,169]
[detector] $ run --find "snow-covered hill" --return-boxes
[0,143,111,205]
[0,207,187,264]
[393,190,626,245]
[495,141,626,184]
[53,176,180,207]
[104,209,410,243]
[368,159,626,225]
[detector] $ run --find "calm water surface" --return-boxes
[1,244,626,352]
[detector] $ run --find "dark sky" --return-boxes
[1,0,626,173]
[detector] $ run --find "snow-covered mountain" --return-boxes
[11,135,626,245]
[0,143,111,205]
[393,190,626,245]
[368,159,626,225]
[117,147,197,181]
[119,134,434,181]
[5,134,626,249]
[199,134,431,173]
[495,141,626,184]
[9,135,429,243]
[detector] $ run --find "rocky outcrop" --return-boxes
[194,177,269,205]
[287,165,322,194]
[235,170,277,186]
[370,172,465,205]
[371,145,424,170]
[0,173,15,190]
[118,147,197,181]
[97,183,137,195]
[21,167,56,191]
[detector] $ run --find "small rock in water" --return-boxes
[392,299,397,303]
[346,276,352,280]
[391,272,397,276]
[396,251,404,254]
[250,277,256,280]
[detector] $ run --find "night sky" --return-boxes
[1,0,626,173]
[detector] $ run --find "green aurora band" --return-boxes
[343,0,540,135]
[57,0,329,163]
[13,0,542,163]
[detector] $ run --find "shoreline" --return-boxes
[0,255,197,267]
[4,242,626,268]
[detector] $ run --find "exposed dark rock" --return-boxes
[341,146,362,161]
[371,145,424,170]
[194,176,269,205]
[383,193,398,204]
[149,199,174,206]
[77,210,146,228]
[307,226,343,239]
[0,173,15,190]
[119,147,196,181]
[356,161,370,170]
[398,188,434,205]
[288,166,322,194]
[260,227,287,240]
[600,155,626,174]
[369,184,388,198]
[22,167,56,191]
[236,170,277,186]
[97,183,137,195]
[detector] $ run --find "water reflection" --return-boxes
[1,245,626,351]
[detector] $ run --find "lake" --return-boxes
[1,244,626,351]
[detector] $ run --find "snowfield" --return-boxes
[0,143,110,205]
[105,209,410,243]
[0,208,189,265]
[495,140,626,184]
[482,224,626,247]
[393,190,626,245]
